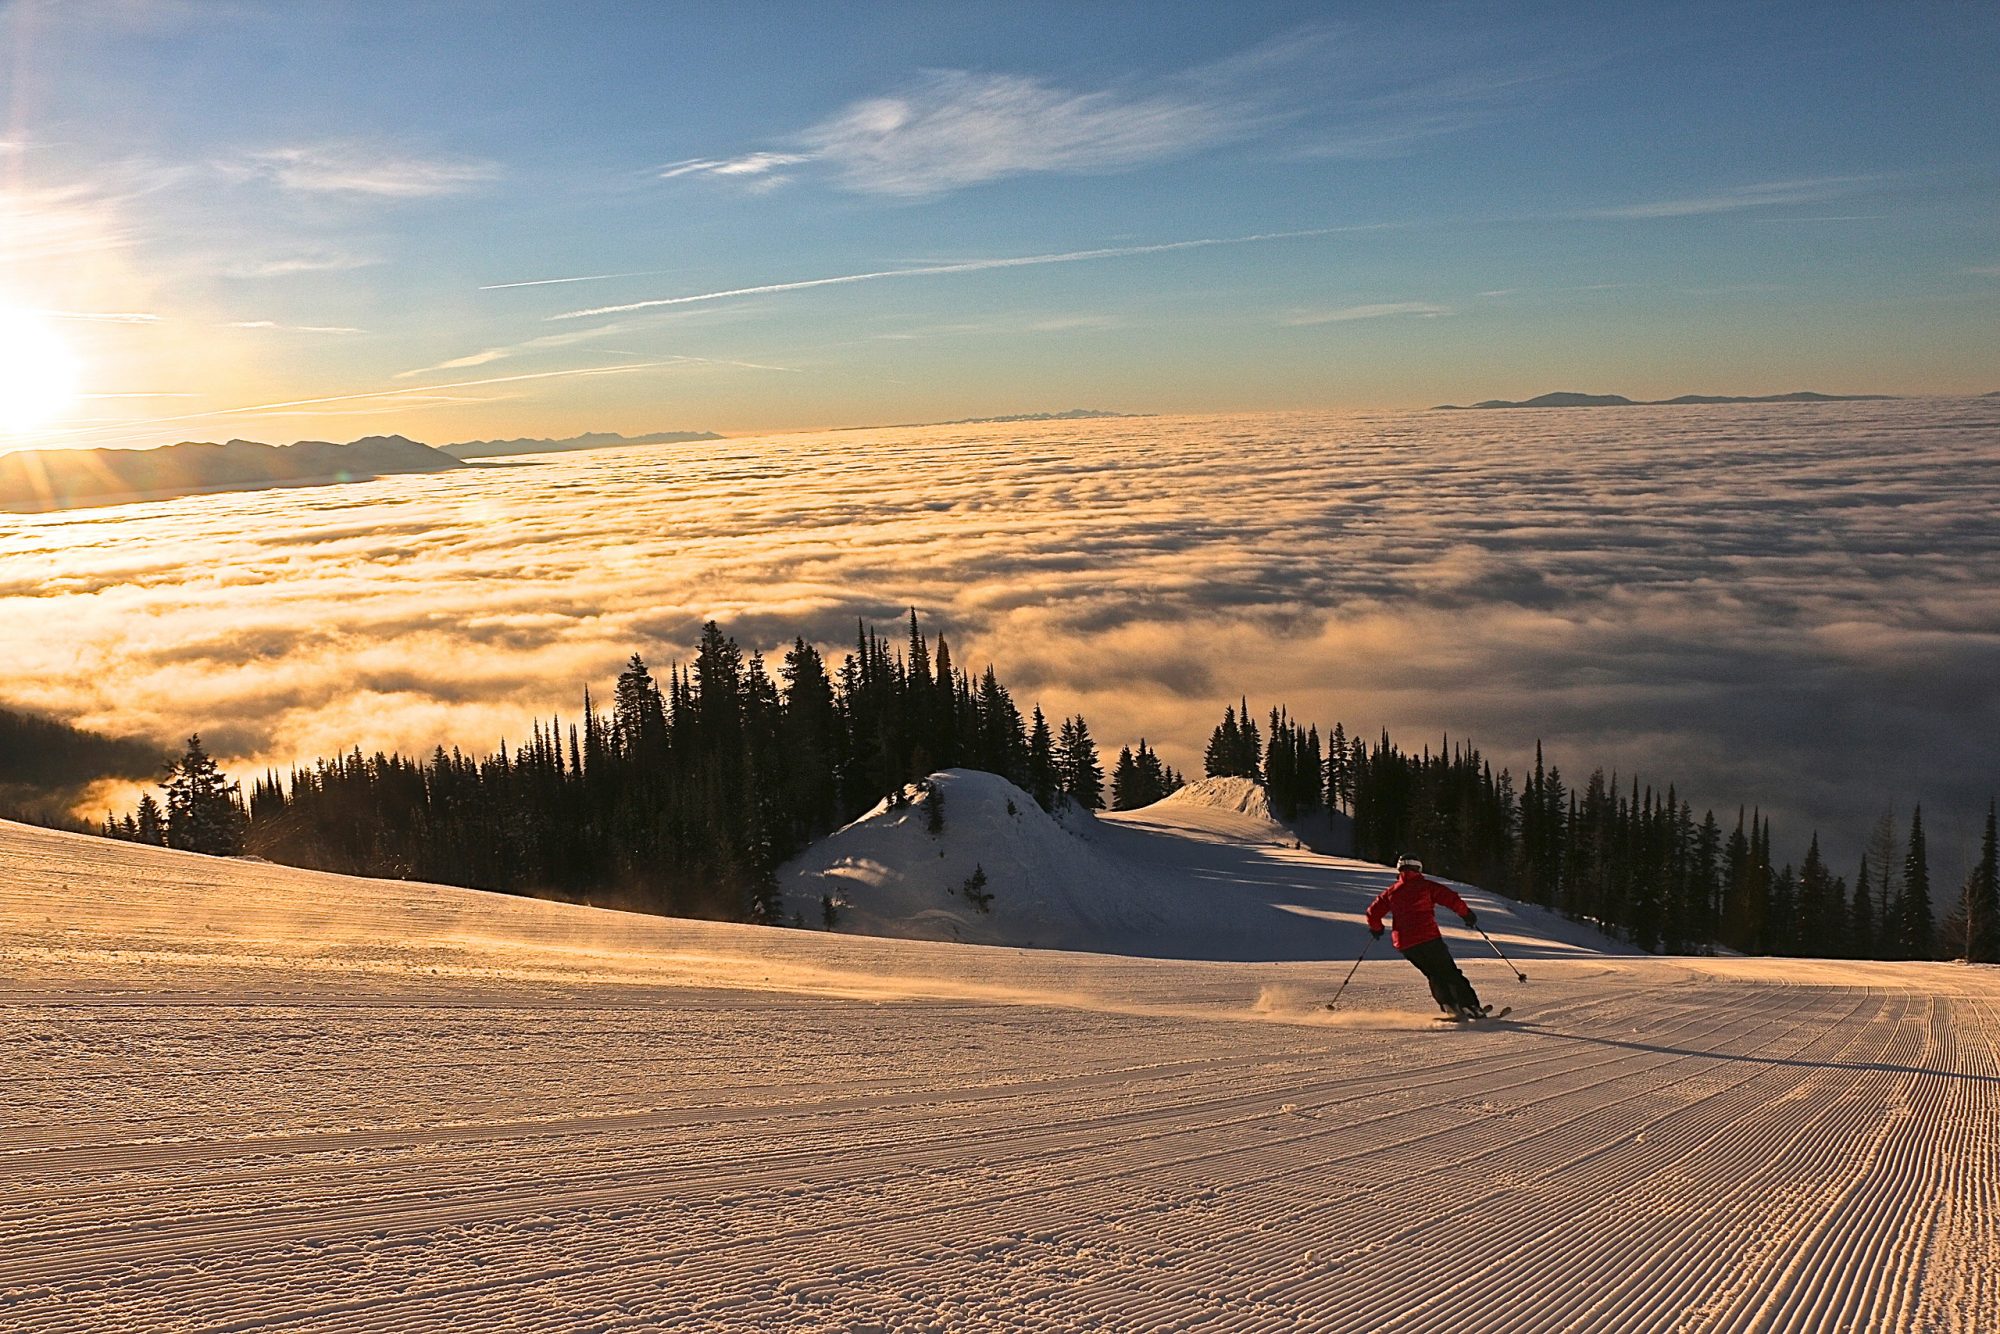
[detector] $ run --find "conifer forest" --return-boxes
[106,613,1998,964]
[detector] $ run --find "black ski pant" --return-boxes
[1401,937,1481,1013]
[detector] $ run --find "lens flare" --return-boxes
[0,309,82,434]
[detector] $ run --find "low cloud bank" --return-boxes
[4,400,1995,878]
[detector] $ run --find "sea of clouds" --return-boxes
[4,400,1995,878]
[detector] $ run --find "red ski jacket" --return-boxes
[1366,870,1472,951]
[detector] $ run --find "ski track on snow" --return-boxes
[2,821,1997,1332]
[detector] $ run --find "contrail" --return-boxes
[548,225,1381,321]
[480,270,679,291]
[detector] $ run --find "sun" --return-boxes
[0,308,82,435]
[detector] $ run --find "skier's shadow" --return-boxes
[1508,1022,2000,1086]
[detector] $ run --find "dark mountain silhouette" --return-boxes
[1434,390,1901,410]
[442,429,722,459]
[0,434,463,513]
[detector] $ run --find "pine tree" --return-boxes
[779,638,840,842]
[1326,722,1349,812]
[1026,707,1057,811]
[1111,746,1141,810]
[1204,707,1242,779]
[1690,810,1720,948]
[1972,801,1999,964]
[1865,810,1902,953]
[612,654,667,760]
[134,793,166,846]
[973,666,1026,785]
[1901,807,1933,960]
[1056,715,1105,810]
[961,864,992,912]
[931,635,959,768]
[1719,810,1752,951]
[1848,859,1875,956]
[1139,742,1169,803]
[162,734,246,856]
[904,609,935,774]
[1238,701,1262,782]
[1767,864,1798,955]
[1796,835,1832,956]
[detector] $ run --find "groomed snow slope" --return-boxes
[782,769,1620,959]
[5,817,1999,1332]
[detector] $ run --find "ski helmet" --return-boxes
[1396,855,1423,872]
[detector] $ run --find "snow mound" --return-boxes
[1130,775,1353,855]
[785,768,1627,962]
[783,769,1163,951]
[1157,775,1278,821]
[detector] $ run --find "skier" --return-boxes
[1366,856,1487,1019]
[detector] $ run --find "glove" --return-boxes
[1369,926,1383,940]
[1461,909,1478,928]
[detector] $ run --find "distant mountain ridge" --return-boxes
[442,429,722,459]
[931,408,1148,425]
[0,426,728,511]
[1433,390,1901,410]
[839,408,1148,431]
[0,435,462,513]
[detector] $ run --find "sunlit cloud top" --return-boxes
[0,2,1994,449]
[5,401,1994,879]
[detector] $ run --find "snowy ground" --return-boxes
[5,817,1998,1332]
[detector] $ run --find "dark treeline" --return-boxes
[1,705,165,827]
[98,614,1996,962]
[1242,714,1995,963]
[106,614,1128,922]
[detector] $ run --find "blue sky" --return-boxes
[3,0,1996,444]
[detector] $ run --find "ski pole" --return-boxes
[1325,936,1373,1010]
[1477,925,1527,982]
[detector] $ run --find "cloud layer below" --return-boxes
[4,401,1995,876]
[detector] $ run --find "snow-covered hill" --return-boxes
[782,768,1620,959]
[6,816,1998,1332]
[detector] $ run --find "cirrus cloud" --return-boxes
[223,144,500,198]
[1283,302,1449,325]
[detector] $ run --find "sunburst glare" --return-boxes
[0,308,82,434]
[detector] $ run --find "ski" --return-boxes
[1433,1005,1512,1024]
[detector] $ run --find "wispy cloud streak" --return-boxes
[37,308,160,323]
[1582,176,1880,221]
[659,152,811,182]
[1283,302,1447,325]
[225,251,382,278]
[652,72,1253,198]
[227,321,367,335]
[224,144,499,197]
[796,71,1253,197]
